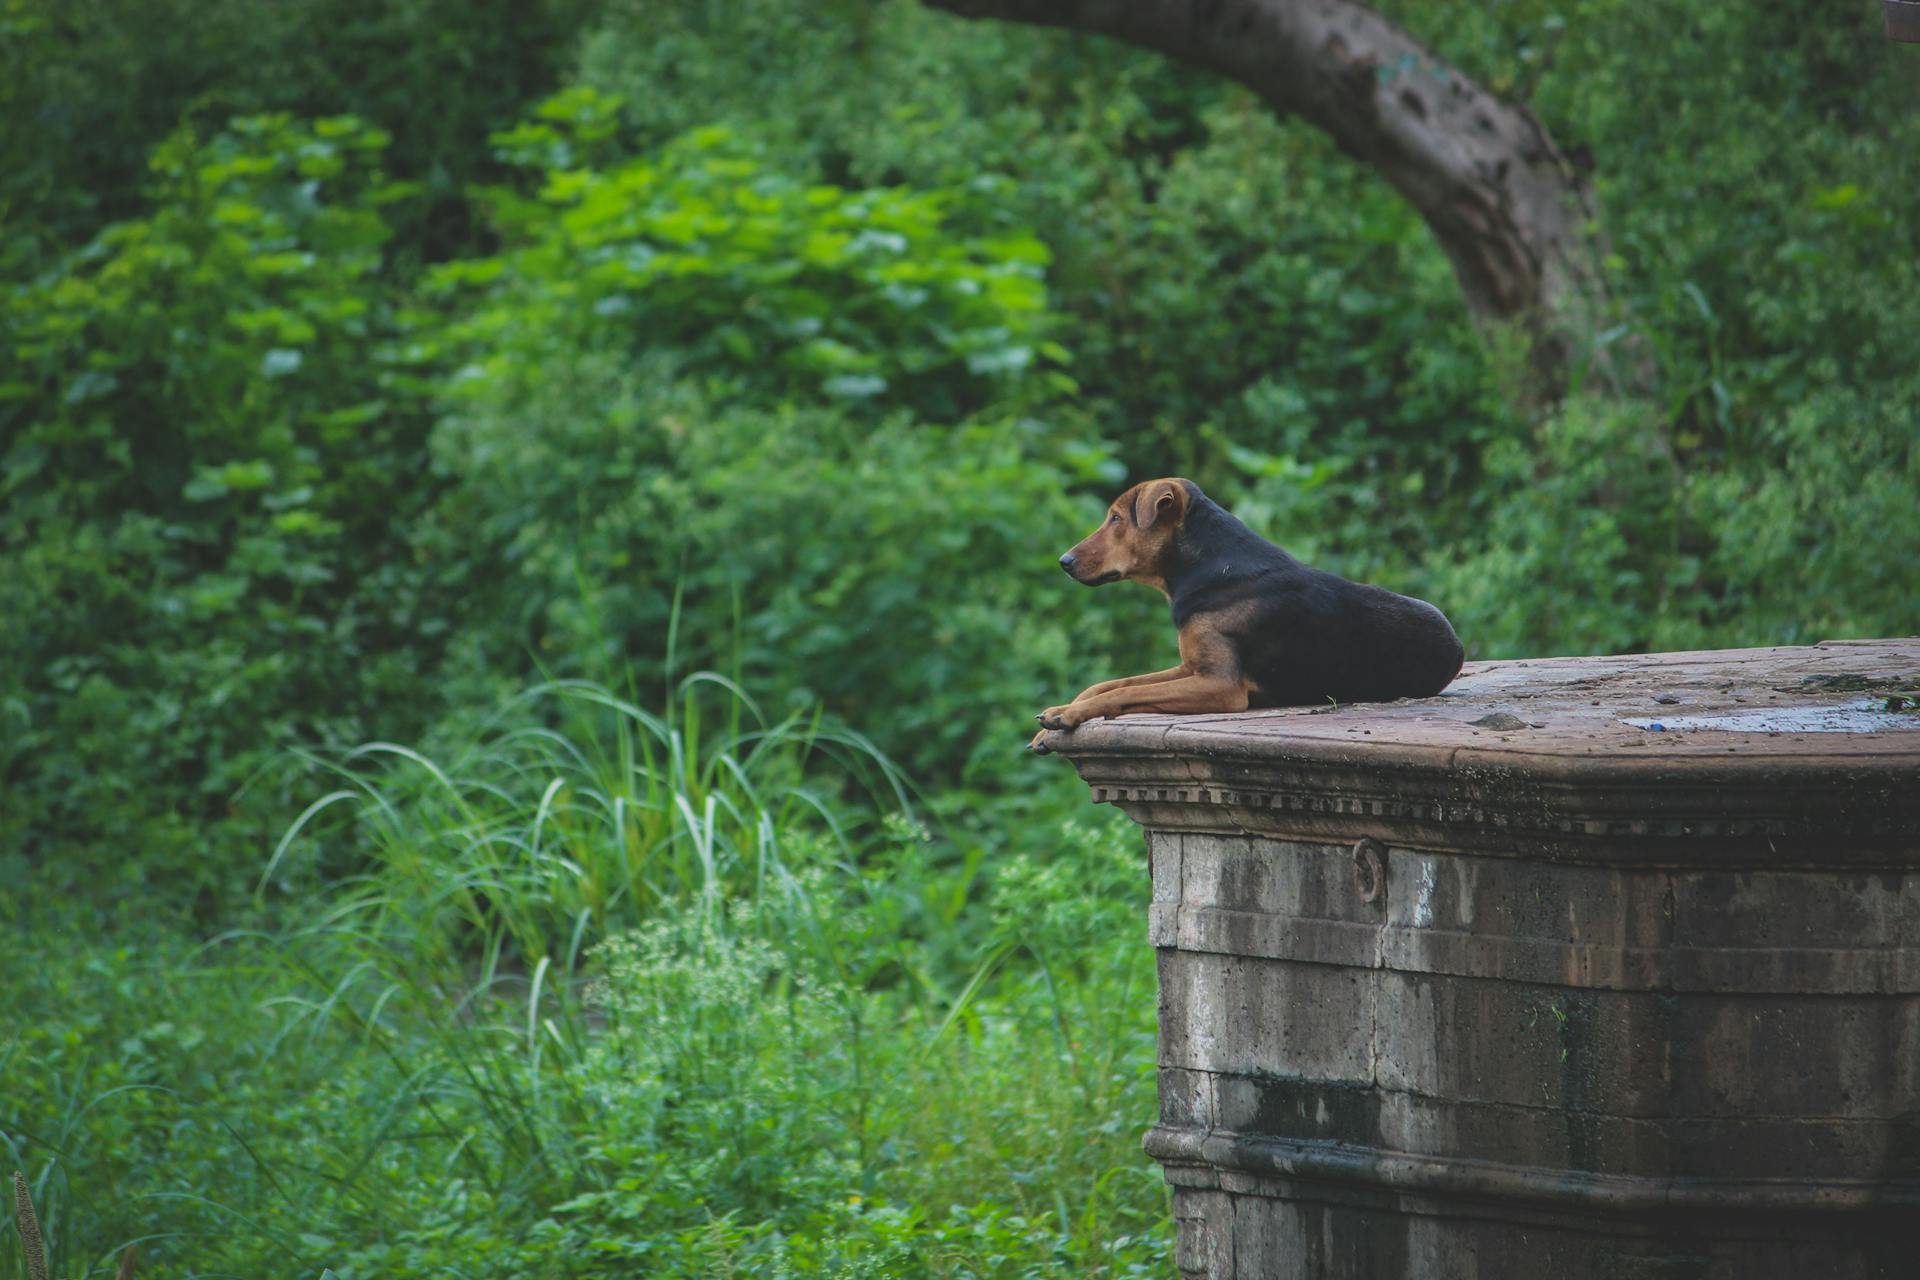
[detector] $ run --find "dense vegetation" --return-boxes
[4,0,1916,1274]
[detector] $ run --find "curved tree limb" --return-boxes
[926,0,1612,387]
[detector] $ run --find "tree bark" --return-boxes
[925,0,1609,388]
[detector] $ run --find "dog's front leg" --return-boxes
[1036,664,1189,730]
[1039,673,1249,730]
[1068,664,1190,705]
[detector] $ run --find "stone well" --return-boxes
[1039,639,1920,1279]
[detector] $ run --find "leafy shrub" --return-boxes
[0,88,1141,902]
[432,366,1155,782]
[422,96,1157,780]
[440,91,1066,420]
[574,0,1508,511]
[1436,383,1920,659]
[0,0,591,264]
[0,113,451,901]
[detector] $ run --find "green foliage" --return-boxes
[0,0,590,263]
[577,0,1920,639]
[2,683,1164,1278]
[0,80,1140,903]
[432,366,1148,780]
[0,113,452,901]
[444,93,1064,418]
[411,88,1150,780]
[1408,0,1920,653]
[574,0,1506,522]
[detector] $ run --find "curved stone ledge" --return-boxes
[1046,640,1920,867]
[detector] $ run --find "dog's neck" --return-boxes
[1168,488,1291,577]
[1162,486,1296,608]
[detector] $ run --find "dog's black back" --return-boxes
[1165,482,1463,705]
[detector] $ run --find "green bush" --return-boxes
[0,95,1133,897]
[574,0,1508,512]
[442,91,1066,420]
[1417,0,1920,655]
[421,95,1155,780]
[0,113,453,901]
[0,0,590,264]
[431,370,1152,782]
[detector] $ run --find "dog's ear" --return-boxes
[1133,479,1187,531]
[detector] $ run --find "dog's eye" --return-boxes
[1108,513,1121,525]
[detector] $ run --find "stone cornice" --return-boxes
[1042,640,1920,866]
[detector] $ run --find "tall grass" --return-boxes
[249,675,918,1232]
[263,673,910,971]
[4,674,1167,1277]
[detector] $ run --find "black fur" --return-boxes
[1167,481,1463,705]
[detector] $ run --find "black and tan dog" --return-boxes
[1030,477,1462,750]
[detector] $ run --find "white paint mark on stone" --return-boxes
[1621,697,1920,734]
[1412,859,1437,929]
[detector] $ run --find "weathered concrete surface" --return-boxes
[1040,640,1920,1278]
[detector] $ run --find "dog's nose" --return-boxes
[1059,553,1077,575]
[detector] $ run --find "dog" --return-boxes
[1030,477,1462,750]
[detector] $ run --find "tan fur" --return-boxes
[1035,523,1255,741]
[1056,478,1188,597]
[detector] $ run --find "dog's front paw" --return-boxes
[1027,729,1053,754]
[1036,704,1081,731]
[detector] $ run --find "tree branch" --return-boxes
[926,0,1611,386]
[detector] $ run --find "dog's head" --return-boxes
[1058,477,1190,590]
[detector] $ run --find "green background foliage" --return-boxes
[3,0,1917,1273]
